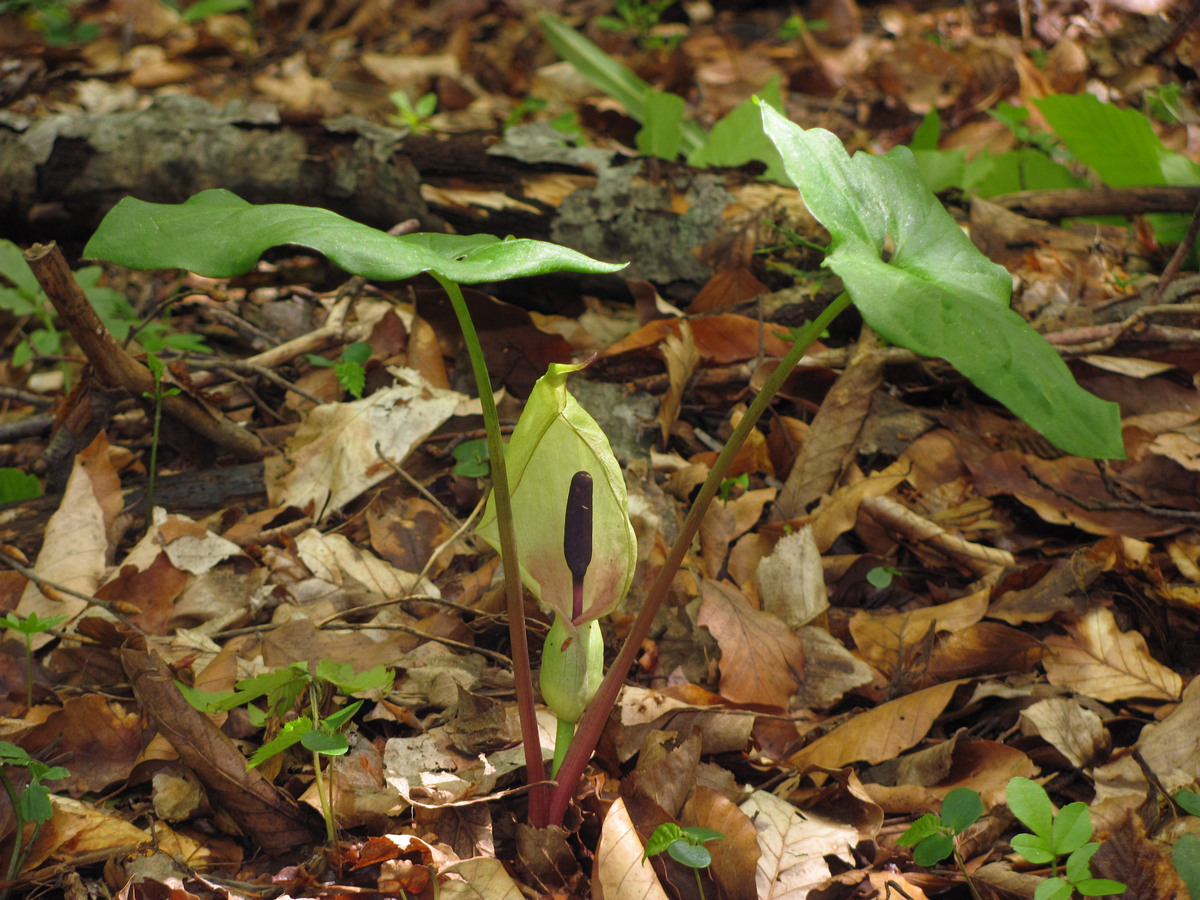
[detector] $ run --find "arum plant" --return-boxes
[82,96,1125,832]
[476,363,637,777]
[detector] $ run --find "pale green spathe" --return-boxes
[477,360,636,626]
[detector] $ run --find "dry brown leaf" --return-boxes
[788,680,964,772]
[697,579,805,709]
[809,460,910,551]
[1043,606,1182,702]
[625,730,701,818]
[699,488,776,579]
[681,786,760,900]
[860,738,1036,812]
[121,647,322,855]
[657,319,698,445]
[1020,697,1111,769]
[22,694,142,794]
[22,795,150,875]
[739,790,856,900]
[774,325,883,519]
[849,585,989,675]
[592,798,670,900]
[598,314,793,365]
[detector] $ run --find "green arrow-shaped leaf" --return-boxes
[84,189,626,284]
[759,103,1123,460]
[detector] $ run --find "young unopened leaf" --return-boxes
[85,190,625,284]
[758,103,1123,460]
[898,812,942,846]
[249,716,312,767]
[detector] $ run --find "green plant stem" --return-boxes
[693,866,705,900]
[432,274,548,825]
[552,717,574,777]
[309,692,335,843]
[954,848,983,900]
[546,292,852,825]
[21,637,32,711]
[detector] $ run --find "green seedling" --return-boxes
[717,472,748,503]
[1145,83,1185,125]
[0,469,40,504]
[142,352,181,520]
[1172,790,1200,899]
[0,741,67,898]
[0,240,205,392]
[1006,777,1126,900]
[452,438,490,478]
[306,340,372,399]
[0,612,67,709]
[388,90,438,134]
[180,659,393,842]
[84,98,1123,830]
[866,565,902,589]
[177,0,252,22]
[0,0,97,44]
[899,788,984,898]
[544,15,787,177]
[506,95,548,128]
[596,0,682,50]
[644,823,724,899]
[777,14,827,40]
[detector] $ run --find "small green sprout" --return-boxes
[0,741,67,898]
[1006,777,1125,900]
[717,472,749,503]
[644,823,724,899]
[306,340,371,399]
[180,659,393,843]
[866,565,902,589]
[0,612,68,709]
[388,90,438,134]
[452,438,490,478]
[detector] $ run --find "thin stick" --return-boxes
[0,548,145,633]
[1153,197,1200,304]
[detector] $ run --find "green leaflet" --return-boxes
[476,361,637,625]
[84,190,626,283]
[759,103,1124,460]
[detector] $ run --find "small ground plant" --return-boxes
[179,660,394,842]
[0,742,67,899]
[0,613,67,709]
[644,823,724,899]
[901,780,1127,900]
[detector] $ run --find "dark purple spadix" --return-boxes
[564,471,593,620]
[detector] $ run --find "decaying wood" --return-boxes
[0,94,438,243]
[993,185,1200,220]
[24,242,269,461]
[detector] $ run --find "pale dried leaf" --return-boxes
[757,526,828,628]
[17,445,112,634]
[1043,607,1182,702]
[739,790,855,900]
[265,375,465,519]
[791,626,874,711]
[439,858,526,900]
[592,798,670,900]
[1020,697,1110,768]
